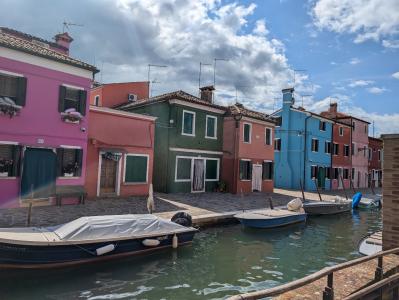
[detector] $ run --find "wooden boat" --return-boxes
[234,209,307,229]
[303,200,351,215]
[0,214,197,269]
[359,231,382,256]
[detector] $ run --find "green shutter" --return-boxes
[15,77,27,107]
[206,117,215,137]
[125,155,148,183]
[244,124,250,142]
[183,112,193,134]
[58,86,66,112]
[10,145,21,176]
[79,90,87,116]
[75,149,83,176]
[206,159,218,180]
[176,158,191,180]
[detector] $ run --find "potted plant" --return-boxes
[0,158,13,177]
[63,162,79,177]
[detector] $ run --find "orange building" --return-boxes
[86,82,156,198]
[222,103,275,194]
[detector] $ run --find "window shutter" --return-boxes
[10,145,21,176]
[15,77,27,107]
[56,148,64,176]
[79,90,87,116]
[58,86,66,112]
[75,149,83,176]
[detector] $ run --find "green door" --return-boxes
[21,148,57,199]
[317,167,326,189]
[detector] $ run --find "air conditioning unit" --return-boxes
[128,93,138,102]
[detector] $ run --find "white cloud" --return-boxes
[311,0,399,46]
[382,40,399,49]
[367,87,387,94]
[392,72,399,79]
[348,80,373,87]
[253,19,269,35]
[349,57,361,65]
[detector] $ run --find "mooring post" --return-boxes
[323,273,334,300]
[314,179,322,201]
[375,256,383,281]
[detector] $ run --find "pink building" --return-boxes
[222,103,275,194]
[0,28,98,207]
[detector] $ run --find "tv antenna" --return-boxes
[62,21,83,32]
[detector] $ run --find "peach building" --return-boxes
[222,103,275,194]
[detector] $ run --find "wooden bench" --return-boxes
[55,185,86,206]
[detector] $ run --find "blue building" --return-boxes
[272,88,333,191]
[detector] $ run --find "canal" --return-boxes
[0,209,381,300]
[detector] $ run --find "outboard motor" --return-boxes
[171,212,193,227]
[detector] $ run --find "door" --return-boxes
[252,164,262,192]
[21,148,57,199]
[100,157,118,195]
[338,168,343,189]
[317,167,326,189]
[192,159,205,192]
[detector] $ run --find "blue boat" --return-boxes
[0,214,197,269]
[234,209,307,229]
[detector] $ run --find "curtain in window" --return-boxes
[192,159,204,191]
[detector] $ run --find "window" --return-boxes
[274,138,281,151]
[343,169,349,179]
[363,146,367,157]
[378,150,381,161]
[262,161,274,180]
[339,127,344,136]
[364,124,368,134]
[182,110,195,136]
[275,116,282,126]
[311,138,319,152]
[57,148,83,177]
[344,145,350,157]
[175,157,192,181]
[0,144,21,177]
[325,141,332,154]
[239,160,252,180]
[124,154,148,183]
[352,121,355,131]
[325,167,331,179]
[352,143,355,156]
[368,148,372,161]
[332,168,339,180]
[311,165,318,179]
[352,168,355,180]
[58,86,87,115]
[94,95,100,106]
[205,159,219,181]
[333,143,339,155]
[265,128,272,145]
[319,121,326,131]
[0,73,27,106]
[205,115,217,139]
[243,123,251,143]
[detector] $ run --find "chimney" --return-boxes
[282,87,295,110]
[329,102,338,114]
[54,32,73,55]
[200,85,215,103]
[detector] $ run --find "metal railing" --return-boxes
[228,247,399,300]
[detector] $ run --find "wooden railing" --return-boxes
[228,247,399,300]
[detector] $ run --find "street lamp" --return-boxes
[148,64,168,97]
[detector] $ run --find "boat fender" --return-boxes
[142,239,160,247]
[172,234,178,249]
[352,192,362,209]
[171,212,193,227]
[96,244,115,256]
[287,198,303,211]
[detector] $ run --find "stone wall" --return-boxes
[382,134,399,250]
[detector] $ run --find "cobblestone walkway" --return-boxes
[0,188,379,228]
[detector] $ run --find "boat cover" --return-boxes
[52,214,190,241]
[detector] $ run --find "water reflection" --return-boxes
[0,210,381,300]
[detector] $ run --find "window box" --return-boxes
[61,108,83,123]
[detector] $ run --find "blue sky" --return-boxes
[1,0,398,135]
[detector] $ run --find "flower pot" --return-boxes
[0,172,9,177]
[63,173,74,177]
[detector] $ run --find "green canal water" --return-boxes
[0,209,381,300]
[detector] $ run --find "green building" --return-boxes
[118,87,226,193]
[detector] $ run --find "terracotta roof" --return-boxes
[116,90,226,111]
[0,31,98,73]
[226,103,274,123]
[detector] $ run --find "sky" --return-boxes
[1,0,399,136]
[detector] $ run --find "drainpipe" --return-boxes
[233,114,242,194]
[303,114,312,191]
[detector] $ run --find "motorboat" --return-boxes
[303,197,351,215]
[359,231,382,256]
